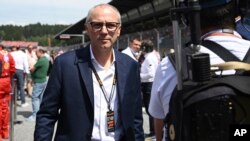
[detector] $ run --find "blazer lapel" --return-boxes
[75,46,94,108]
[75,49,128,109]
[115,50,127,104]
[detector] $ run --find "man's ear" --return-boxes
[116,26,121,37]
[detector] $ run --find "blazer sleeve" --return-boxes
[34,57,62,141]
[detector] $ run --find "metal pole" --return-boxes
[82,31,86,46]
[10,79,17,141]
[154,28,160,52]
[14,79,17,121]
[127,35,130,47]
[173,17,183,90]
[139,32,142,41]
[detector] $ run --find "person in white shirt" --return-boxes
[140,39,160,138]
[25,45,37,97]
[149,1,250,141]
[122,37,142,61]
[11,45,30,107]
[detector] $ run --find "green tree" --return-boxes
[0,23,70,46]
[0,30,5,40]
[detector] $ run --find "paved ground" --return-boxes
[5,96,155,141]
[5,96,34,141]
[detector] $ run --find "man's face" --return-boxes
[85,6,121,51]
[11,46,17,51]
[28,45,33,51]
[130,39,141,53]
[35,49,42,58]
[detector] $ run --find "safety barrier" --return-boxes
[9,79,18,141]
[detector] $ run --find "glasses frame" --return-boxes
[88,22,121,32]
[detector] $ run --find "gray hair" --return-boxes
[37,46,47,53]
[85,4,121,24]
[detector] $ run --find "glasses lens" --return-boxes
[90,22,119,32]
[106,23,118,31]
[91,22,103,30]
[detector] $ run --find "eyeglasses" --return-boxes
[88,22,120,32]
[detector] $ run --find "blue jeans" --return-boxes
[13,69,26,104]
[31,81,47,117]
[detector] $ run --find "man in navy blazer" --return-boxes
[34,4,144,141]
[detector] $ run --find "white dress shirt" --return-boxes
[26,50,37,69]
[140,50,160,82]
[11,50,30,74]
[90,47,117,141]
[149,30,250,119]
[121,47,137,61]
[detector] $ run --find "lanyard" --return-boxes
[90,62,116,111]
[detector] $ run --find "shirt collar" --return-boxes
[201,29,242,40]
[89,45,116,67]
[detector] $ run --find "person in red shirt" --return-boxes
[0,44,15,140]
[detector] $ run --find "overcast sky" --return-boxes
[0,0,111,26]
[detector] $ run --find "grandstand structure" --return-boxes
[55,0,190,56]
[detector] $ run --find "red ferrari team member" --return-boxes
[0,44,15,140]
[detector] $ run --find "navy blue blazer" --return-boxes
[34,46,144,141]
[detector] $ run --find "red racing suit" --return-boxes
[0,50,15,140]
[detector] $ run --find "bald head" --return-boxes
[85,4,121,24]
